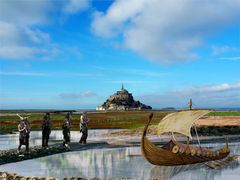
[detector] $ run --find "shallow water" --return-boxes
[0,143,240,180]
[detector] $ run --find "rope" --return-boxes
[194,126,201,147]
[172,132,176,141]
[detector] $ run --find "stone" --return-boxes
[96,85,152,111]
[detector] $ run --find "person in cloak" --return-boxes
[79,112,89,144]
[17,115,31,153]
[62,112,71,148]
[42,112,51,148]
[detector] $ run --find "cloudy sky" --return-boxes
[0,0,240,109]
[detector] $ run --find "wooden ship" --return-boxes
[141,110,230,166]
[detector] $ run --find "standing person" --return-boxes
[42,112,51,148]
[62,112,71,148]
[188,98,193,110]
[79,112,89,144]
[17,117,30,153]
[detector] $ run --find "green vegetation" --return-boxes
[0,111,168,133]
[192,126,240,136]
[1,110,239,134]
[208,111,240,116]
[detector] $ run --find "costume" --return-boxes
[79,113,89,144]
[18,118,30,152]
[62,113,71,147]
[42,113,51,147]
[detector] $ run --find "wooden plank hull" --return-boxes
[141,113,230,166]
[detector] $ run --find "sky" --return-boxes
[0,0,240,110]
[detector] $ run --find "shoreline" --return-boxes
[0,172,97,180]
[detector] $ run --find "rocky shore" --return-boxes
[0,141,129,166]
[0,172,101,180]
[0,145,70,165]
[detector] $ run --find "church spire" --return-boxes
[121,83,124,90]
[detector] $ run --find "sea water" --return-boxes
[0,143,240,180]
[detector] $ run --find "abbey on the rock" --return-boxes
[96,85,152,111]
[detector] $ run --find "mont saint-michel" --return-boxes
[96,85,152,111]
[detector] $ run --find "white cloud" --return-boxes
[92,0,146,37]
[182,82,240,94]
[138,81,240,108]
[24,28,50,44]
[0,0,53,26]
[211,45,240,60]
[63,0,90,14]
[92,0,240,63]
[0,21,22,46]
[59,91,96,99]
[0,22,50,45]
[0,0,55,60]
[0,46,37,59]
[0,0,88,60]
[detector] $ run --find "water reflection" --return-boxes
[149,160,240,180]
[0,144,239,180]
[38,148,150,179]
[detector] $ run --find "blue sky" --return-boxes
[0,0,240,109]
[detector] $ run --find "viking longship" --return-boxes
[141,110,230,166]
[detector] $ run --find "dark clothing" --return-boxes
[42,115,51,147]
[79,127,88,144]
[63,127,70,145]
[62,119,71,146]
[18,130,29,151]
[79,115,88,144]
[18,120,30,152]
[42,127,51,147]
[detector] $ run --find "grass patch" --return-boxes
[1,110,239,134]
[0,111,168,133]
[208,111,240,116]
[192,126,240,136]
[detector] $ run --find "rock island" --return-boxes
[96,85,152,111]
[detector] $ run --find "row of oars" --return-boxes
[205,154,240,169]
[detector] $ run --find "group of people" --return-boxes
[17,112,89,152]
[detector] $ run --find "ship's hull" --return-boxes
[141,114,230,166]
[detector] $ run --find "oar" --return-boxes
[205,154,240,169]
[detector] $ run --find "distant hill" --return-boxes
[96,85,152,111]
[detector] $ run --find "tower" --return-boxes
[121,83,124,90]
